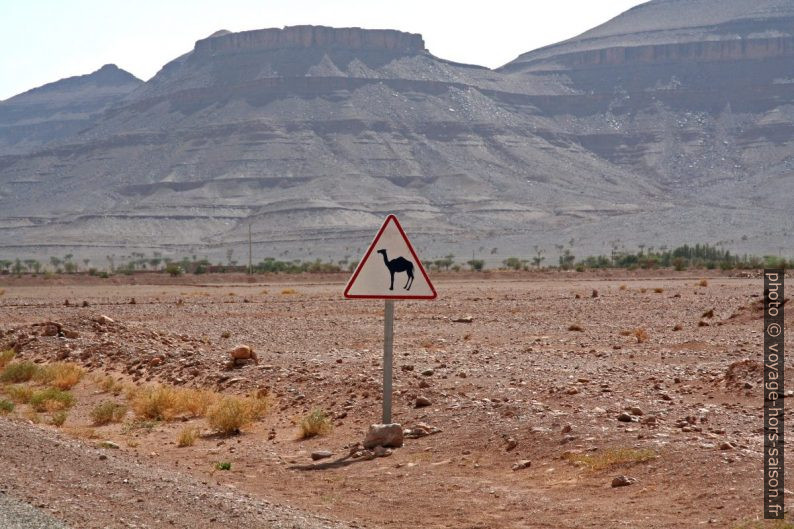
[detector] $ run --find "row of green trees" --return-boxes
[1,243,790,276]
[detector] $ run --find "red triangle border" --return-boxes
[344,214,437,300]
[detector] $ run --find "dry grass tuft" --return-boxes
[0,399,13,414]
[36,363,85,389]
[0,361,40,383]
[206,395,271,435]
[634,328,650,343]
[177,427,199,447]
[698,279,709,287]
[564,447,656,471]
[0,349,15,369]
[4,384,33,403]
[176,388,217,418]
[130,384,181,420]
[619,284,627,291]
[50,411,68,427]
[619,330,633,337]
[653,287,664,293]
[29,388,74,412]
[281,288,298,295]
[91,401,127,425]
[94,374,124,395]
[299,409,333,439]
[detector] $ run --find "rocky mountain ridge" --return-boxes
[1,2,791,264]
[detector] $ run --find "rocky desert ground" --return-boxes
[0,270,790,529]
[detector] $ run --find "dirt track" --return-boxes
[0,272,788,528]
[0,416,351,529]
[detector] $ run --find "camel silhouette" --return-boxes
[377,249,414,291]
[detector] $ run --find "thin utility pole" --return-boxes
[248,223,253,274]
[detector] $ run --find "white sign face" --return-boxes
[344,215,437,300]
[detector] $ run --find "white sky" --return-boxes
[1,0,645,101]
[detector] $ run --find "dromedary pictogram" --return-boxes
[377,249,414,291]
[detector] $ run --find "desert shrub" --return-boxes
[50,411,67,427]
[299,409,333,439]
[0,361,40,383]
[165,263,183,277]
[36,362,84,389]
[281,288,297,295]
[698,279,709,287]
[215,461,231,471]
[130,385,180,420]
[619,330,633,337]
[0,399,13,414]
[634,328,649,343]
[206,395,270,435]
[672,257,687,271]
[176,388,216,418]
[94,374,123,395]
[0,349,15,369]
[564,448,655,471]
[4,384,33,403]
[29,388,74,412]
[91,401,127,425]
[653,287,664,293]
[619,284,627,291]
[177,427,198,447]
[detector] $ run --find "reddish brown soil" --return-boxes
[0,273,788,529]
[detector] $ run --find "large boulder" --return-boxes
[363,423,403,449]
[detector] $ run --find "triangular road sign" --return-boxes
[344,215,437,300]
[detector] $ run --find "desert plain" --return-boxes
[0,270,789,529]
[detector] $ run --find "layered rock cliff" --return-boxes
[1,3,793,262]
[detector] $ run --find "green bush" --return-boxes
[91,401,127,425]
[165,263,183,277]
[29,388,74,412]
[0,361,40,383]
[0,399,14,414]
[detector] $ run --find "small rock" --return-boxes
[98,454,108,460]
[99,441,120,450]
[373,446,392,457]
[629,406,644,416]
[62,329,79,339]
[504,437,517,451]
[311,450,333,461]
[41,324,59,337]
[363,423,403,449]
[96,315,114,325]
[415,396,432,408]
[452,316,473,323]
[421,368,434,377]
[611,475,636,487]
[617,412,634,422]
[719,441,734,450]
[561,424,572,434]
[512,460,531,471]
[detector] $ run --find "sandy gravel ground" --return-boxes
[0,271,789,528]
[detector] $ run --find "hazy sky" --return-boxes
[1,0,645,101]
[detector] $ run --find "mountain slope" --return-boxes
[0,26,658,261]
[498,0,794,254]
[0,64,142,155]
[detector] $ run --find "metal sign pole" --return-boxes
[383,299,394,423]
